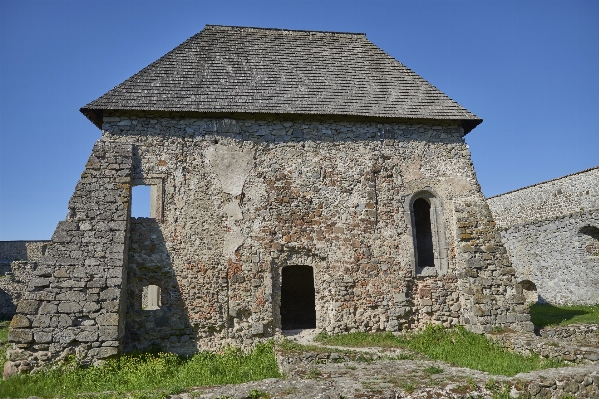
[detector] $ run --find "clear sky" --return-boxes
[1,0,597,240]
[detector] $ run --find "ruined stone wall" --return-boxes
[5,141,133,375]
[6,114,532,373]
[104,113,530,353]
[0,241,49,265]
[488,168,599,305]
[0,241,50,319]
[0,262,36,320]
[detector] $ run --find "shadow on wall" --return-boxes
[0,287,16,320]
[124,218,195,354]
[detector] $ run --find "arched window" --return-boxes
[413,198,435,269]
[519,280,538,304]
[580,226,599,256]
[405,189,448,276]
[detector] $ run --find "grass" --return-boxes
[315,325,564,376]
[0,320,10,363]
[529,303,599,327]
[0,342,280,398]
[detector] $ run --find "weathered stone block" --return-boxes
[76,331,98,342]
[16,300,39,315]
[58,301,82,313]
[10,315,31,329]
[33,331,53,343]
[8,329,33,343]
[96,313,119,326]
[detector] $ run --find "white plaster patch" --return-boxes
[223,202,243,227]
[223,230,245,258]
[206,145,254,196]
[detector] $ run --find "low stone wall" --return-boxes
[0,261,37,320]
[525,373,599,398]
[0,241,49,264]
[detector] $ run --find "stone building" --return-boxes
[5,25,532,373]
[488,167,599,305]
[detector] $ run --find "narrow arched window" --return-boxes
[413,198,435,269]
[406,189,449,277]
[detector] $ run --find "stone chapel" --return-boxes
[6,25,532,371]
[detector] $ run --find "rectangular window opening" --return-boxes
[132,185,151,218]
[142,284,161,310]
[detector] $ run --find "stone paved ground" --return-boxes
[169,327,599,399]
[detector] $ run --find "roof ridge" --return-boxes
[487,166,599,199]
[204,24,367,36]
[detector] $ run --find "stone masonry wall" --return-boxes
[0,242,50,319]
[0,241,50,265]
[488,168,599,305]
[5,141,133,375]
[0,262,36,320]
[104,112,530,353]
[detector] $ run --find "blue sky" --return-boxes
[1,0,597,240]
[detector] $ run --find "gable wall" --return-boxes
[102,114,530,352]
[6,114,531,373]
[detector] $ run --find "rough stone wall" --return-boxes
[6,113,532,372]
[0,242,49,319]
[0,262,36,319]
[104,113,529,353]
[488,168,599,305]
[0,241,50,265]
[5,141,133,374]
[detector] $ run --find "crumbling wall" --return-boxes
[5,141,133,376]
[0,241,50,265]
[0,241,49,319]
[102,113,530,352]
[0,262,37,320]
[488,167,599,305]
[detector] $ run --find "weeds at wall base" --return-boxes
[0,341,280,399]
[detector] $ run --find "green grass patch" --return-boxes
[530,303,599,327]
[0,321,9,342]
[315,325,564,376]
[0,320,10,363]
[0,343,280,398]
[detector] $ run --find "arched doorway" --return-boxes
[281,265,316,330]
[519,280,538,304]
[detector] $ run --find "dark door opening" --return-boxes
[281,265,316,330]
[414,198,435,269]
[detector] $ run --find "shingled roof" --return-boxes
[81,25,482,133]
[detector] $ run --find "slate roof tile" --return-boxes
[81,25,482,132]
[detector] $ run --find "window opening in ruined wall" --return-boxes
[406,190,449,277]
[131,177,164,221]
[142,284,161,310]
[519,280,538,304]
[580,226,599,257]
[132,185,151,217]
[280,265,316,330]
